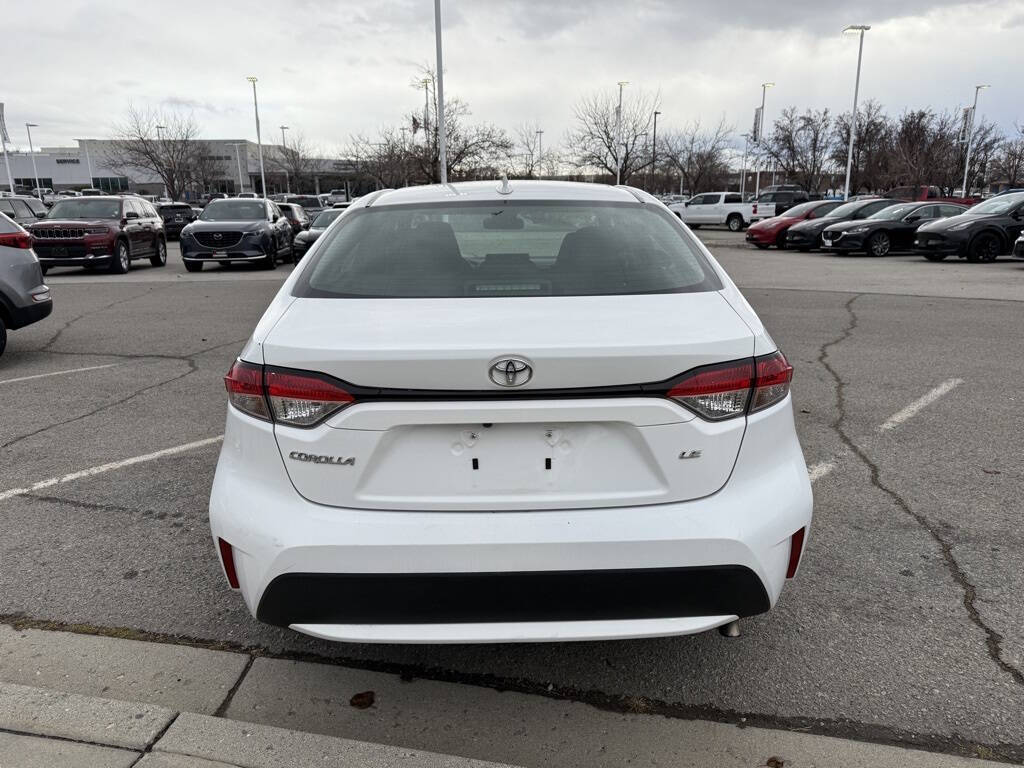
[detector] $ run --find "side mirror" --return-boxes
[35,211,47,218]
[124,211,139,220]
[904,215,920,223]
[272,213,279,222]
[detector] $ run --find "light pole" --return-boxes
[740,133,750,198]
[25,123,41,199]
[650,110,661,193]
[279,125,290,193]
[246,77,268,197]
[961,84,990,198]
[536,129,544,179]
[754,82,773,197]
[841,25,869,200]
[1,120,13,193]
[231,142,247,195]
[433,0,448,184]
[614,80,628,185]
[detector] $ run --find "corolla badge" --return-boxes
[288,451,355,466]
[489,357,533,387]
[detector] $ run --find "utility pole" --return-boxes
[842,25,869,200]
[961,84,991,198]
[614,81,628,185]
[650,110,661,193]
[25,123,40,199]
[279,125,290,193]
[246,77,267,197]
[536,129,544,179]
[230,142,246,194]
[754,82,773,197]
[434,0,448,184]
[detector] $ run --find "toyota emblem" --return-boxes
[489,357,532,387]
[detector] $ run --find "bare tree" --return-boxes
[763,108,834,192]
[992,125,1024,188]
[510,122,544,178]
[104,106,205,200]
[186,148,228,195]
[659,117,733,194]
[566,88,660,183]
[831,100,892,194]
[960,118,1003,195]
[349,126,413,189]
[270,132,326,193]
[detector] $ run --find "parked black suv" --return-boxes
[0,196,48,226]
[156,202,197,240]
[179,198,294,271]
[915,191,1024,262]
[785,198,901,251]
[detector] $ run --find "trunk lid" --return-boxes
[263,292,755,511]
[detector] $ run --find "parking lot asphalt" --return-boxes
[2,234,1023,764]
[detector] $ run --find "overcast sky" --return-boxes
[6,0,1023,155]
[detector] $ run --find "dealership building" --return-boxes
[2,139,356,199]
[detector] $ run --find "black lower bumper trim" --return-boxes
[256,565,771,626]
[8,299,53,329]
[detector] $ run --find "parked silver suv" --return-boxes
[0,212,52,358]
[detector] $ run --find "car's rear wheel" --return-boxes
[0,315,7,358]
[868,231,890,257]
[726,214,744,232]
[184,260,203,272]
[967,232,1000,262]
[775,230,788,249]
[262,241,277,270]
[109,240,130,274]
[752,242,770,250]
[150,238,167,267]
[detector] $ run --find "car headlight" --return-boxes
[847,226,870,234]
[949,221,973,231]
[244,230,262,239]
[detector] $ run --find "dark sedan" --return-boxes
[915,191,1024,262]
[179,198,293,272]
[821,202,967,256]
[785,198,901,251]
[291,207,345,262]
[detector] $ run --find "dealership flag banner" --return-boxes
[0,103,14,193]
[0,103,9,144]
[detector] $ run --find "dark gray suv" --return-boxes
[0,212,52,357]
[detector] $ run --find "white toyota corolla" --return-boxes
[209,180,812,644]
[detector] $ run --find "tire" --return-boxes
[867,231,891,257]
[967,232,1000,263]
[923,252,948,262]
[261,249,277,270]
[0,315,7,358]
[753,242,770,250]
[149,238,167,267]
[775,230,788,249]
[726,214,743,232]
[184,259,203,273]
[109,240,130,274]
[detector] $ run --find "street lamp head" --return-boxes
[246,76,258,83]
[617,80,630,87]
[280,125,289,130]
[976,84,991,90]
[843,24,871,34]
[761,82,775,89]
[26,122,38,128]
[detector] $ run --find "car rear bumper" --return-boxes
[4,292,52,329]
[209,397,813,643]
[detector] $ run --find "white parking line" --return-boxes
[879,378,964,432]
[0,436,224,502]
[808,461,837,483]
[0,364,119,386]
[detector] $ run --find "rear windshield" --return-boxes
[294,201,722,298]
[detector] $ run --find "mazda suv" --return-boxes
[179,198,294,271]
[209,181,813,643]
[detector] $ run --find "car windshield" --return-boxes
[781,201,820,218]
[824,200,872,219]
[46,199,121,219]
[200,201,266,221]
[967,192,1024,215]
[295,201,722,299]
[312,210,342,228]
[869,203,919,220]
[289,197,321,208]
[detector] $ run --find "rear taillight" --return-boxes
[751,351,793,412]
[667,360,754,420]
[0,232,33,249]
[224,360,271,421]
[223,360,354,427]
[265,368,354,426]
[666,350,793,421]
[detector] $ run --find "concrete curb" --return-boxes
[0,622,1010,767]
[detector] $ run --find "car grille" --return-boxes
[194,231,243,248]
[35,245,89,258]
[31,227,89,239]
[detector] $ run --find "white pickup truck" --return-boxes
[668,192,753,231]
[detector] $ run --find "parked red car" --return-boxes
[745,200,844,249]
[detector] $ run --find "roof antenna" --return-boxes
[497,173,513,195]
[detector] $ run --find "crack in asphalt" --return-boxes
[1,614,1020,764]
[40,285,173,352]
[1,337,248,452]
[817,293,1024,689]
